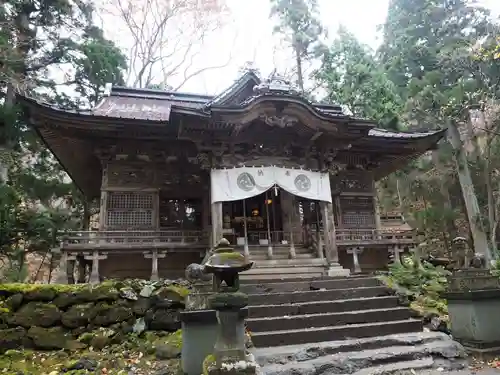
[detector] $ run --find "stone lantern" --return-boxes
[203,238,258,375]
[445,237,500,354]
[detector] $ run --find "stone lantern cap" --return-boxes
[205,238,253,274]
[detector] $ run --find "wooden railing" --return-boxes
[335,229,415,245]
[61,230,207,250]
[246,230,304,245]
[59,228,415,251]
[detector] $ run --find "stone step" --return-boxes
[249,253,316,260]
[247,296,399,318]
[241,276,380,294]
[240,272,324,280]
[247,286,390,306]
[247,307,411,332]
[254,331,456,364]
[349,358,435,375]
[240,266,325,280]
[255,333,467,373]
[239,275,345,284]
[251,258,326,267]
[250,319,423,347]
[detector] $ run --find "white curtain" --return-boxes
[210,166,332,203]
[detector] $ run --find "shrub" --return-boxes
[378,254,450,318]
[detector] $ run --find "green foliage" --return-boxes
[314,27,403,129]
[0,0,128,281]
[379,255,450,317]
[269,0,325,89]
[71,26,127,107]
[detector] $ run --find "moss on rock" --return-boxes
[4,294,23,311]
[92,303,133,326]
[154,285,190,306]
[27,326,84,350]
[0,327,27,353]
[61,303,97,329]
[145,308,181,331]
[9,302,61,328]
[208,292,249,310]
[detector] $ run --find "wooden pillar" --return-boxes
[144,250,167,281]
[98,191,108,231]
[315,202,324,259]
[374,195,382,232]
[99,163,108,231]
[265,191,273,259]
[153,189,160,229]
[211,201,223,247]
[202,191,210,232]
[321,202,339,264]
[390,246,404,264]
[242,199,250,260]
[56,251,74,284]
[288,195,296,259]
[85,251,107,284]
[347,247,363,273]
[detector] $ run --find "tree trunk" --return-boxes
[447,119,495,264]
[0,84,16,184]
[294,45,304,92]
[484,144,496,249]
[431,150,457,247]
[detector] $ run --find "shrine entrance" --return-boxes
[210,166,333,260]
[222,188,285,246]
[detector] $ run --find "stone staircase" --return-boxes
[240,276,468,374]
[239,245,331,280]
[241,276,422,347]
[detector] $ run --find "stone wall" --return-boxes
[0,279,190,353]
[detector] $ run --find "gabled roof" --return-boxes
[203,70,261,107]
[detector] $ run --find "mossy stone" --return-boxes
[27,326,72,350]
[61,303,97,328]
[154,285,190,308]
[208,292,249,310]
[4,294,23,311]
[92,304,133,326]
[0,327,27,354]
[132,297,151,316]
[8,302,61,328]
[24,288,56,302]
[145,308,181,331]
[53,291,93,309]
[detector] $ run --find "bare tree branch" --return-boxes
[100,0,232,90]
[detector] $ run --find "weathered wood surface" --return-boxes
[335,229,415,246]
[60,228,415,251]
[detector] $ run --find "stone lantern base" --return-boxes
[204,355,260,375]
[446,269,500,354]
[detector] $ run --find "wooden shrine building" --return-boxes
[18,71,446,282]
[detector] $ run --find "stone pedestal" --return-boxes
[181,310,218,375]
[446,269,500,353]
[213,308,248,365]
[326,263,351,277]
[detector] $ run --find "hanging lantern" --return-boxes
[252,209,259,216]
[265,199,272,205]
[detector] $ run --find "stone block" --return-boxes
[181,309,218,375]
[447,289,500,352]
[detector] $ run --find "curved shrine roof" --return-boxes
[16,71,447,197]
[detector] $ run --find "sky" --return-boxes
[100,0,500,96]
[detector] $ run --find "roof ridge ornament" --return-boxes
[253,71,300,96]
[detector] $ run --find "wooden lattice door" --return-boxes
[106,192,155,229]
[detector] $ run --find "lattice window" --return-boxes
[106,192,155,228]
[107,193,153,210]
[340,196,375,228]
